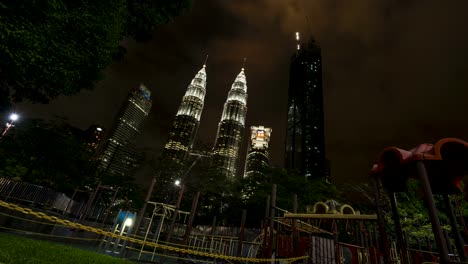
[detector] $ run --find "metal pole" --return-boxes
[183,191,200,245]
[443,195,466,261]
[80,183,101,222]
[389,192,408,264]
[134,176,157,235]
[177,191,200,263]
[292,193,299,256]
[166,184,185,244]
[267,184,276,258]
[101,187,119,225]
[211,216,217,235]
[138,204,156,260]
[262,195,270,258]
[416,161,450,264]
[426,236,432,251]
[372,176,391,263]
[454,194,468,240]
[64,188,78,213]
[237,209,247,257]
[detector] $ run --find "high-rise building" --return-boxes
[285,34,328,180]
[158,64,207,192]
[98,84,152,178]
[212,67,248,180]
[84,125,105,153]
[244,126,272,178]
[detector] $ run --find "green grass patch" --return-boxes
[0,232,131,264]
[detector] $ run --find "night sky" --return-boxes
[20,0,468,186]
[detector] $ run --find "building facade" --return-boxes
[244,126,272,178]
[158,65,208,192]
[212,68,248,180]
[84,125,105,153]
[285,36,328,180]
[98,84,152,178]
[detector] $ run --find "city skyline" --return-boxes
[18,0,468,185]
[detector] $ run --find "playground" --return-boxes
[0,137,467,264]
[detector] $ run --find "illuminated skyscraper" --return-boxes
[285,34,328,180]
[98,84,152,177]
[212,67,248,180]
[244,126,272,178]
[84,125,105,153]
[158,64,207,192]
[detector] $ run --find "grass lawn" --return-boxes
[0,232,131,264]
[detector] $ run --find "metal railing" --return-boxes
[0,177,108,221]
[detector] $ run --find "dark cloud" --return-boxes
[20,0,468,185]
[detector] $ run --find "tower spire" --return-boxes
[158,61,208,199]
[212,58,248,180]
[203,54,208,67]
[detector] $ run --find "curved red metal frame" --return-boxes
[371,138,468,174]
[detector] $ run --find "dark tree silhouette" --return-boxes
[0,0,191,110]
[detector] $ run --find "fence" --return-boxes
[0,178,109,222]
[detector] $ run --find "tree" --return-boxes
[0,0,191,110]
[239,168,339,227]
[346,179,468,249]
[126,0,191,41]
[0,119,97,194]
[193,167,339,227]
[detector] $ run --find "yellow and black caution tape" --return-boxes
[0,200,307,263]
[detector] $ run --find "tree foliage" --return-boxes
[347,179,468,249]
[0,119,96,193]
[192,167,339,227]
[0,0,191,110]
[0,118,145,209]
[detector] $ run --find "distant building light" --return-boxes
[96,127,102,131]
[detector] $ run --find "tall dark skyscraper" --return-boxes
[158,64,207,192]
[212,67,248,180]
[98,84,152,178]
[285,34,328,180]
[244,126,272,178]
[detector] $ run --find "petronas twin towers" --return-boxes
[158,62,248,194]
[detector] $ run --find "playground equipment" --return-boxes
[371,137,468,264]
[101,210,136,256]
[137,201,190,261]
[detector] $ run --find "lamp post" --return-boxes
[0,113,19,140]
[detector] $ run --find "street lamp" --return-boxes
[0,113,19,140]
[174,179,181,186]
[9,113,19,122]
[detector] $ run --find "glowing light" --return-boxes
[9,113,19,121]
[96,127,102,131]
[174,180,181,186]
[123,217,133,227]
[297,44,300,50]
[295,32,300,41]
